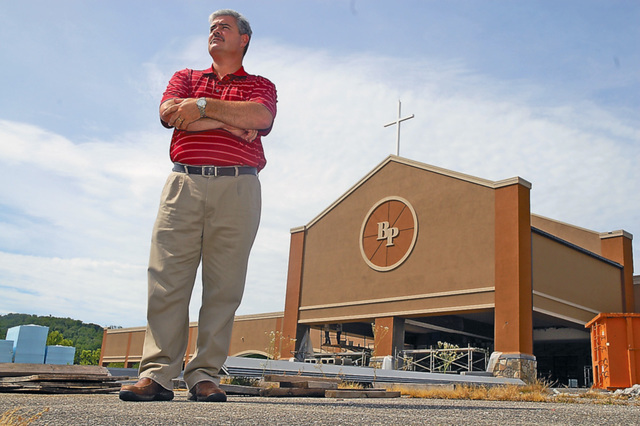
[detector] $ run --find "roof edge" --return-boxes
[301,155,530,230]
[600,230,634,240]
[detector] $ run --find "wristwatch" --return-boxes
[196,97,207,118]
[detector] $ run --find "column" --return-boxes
[279,227,306,359]
[374,317,405,361]
[600,231,635,312]
[493,180,536,383]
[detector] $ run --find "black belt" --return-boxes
[172,163,257,177]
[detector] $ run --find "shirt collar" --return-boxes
[204,65,248,80]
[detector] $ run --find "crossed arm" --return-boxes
[160,97,274,142]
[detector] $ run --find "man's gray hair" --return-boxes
[209,9,252,56]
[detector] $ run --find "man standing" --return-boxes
[120,9,277,403]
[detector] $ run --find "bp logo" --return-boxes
[360,196,418,272]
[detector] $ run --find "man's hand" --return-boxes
[161,98,200,130]
[224,127,258,143]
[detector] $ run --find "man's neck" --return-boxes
[212,56,243,79]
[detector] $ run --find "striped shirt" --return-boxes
[161,66,277,171]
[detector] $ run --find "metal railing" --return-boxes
[398,345,489,373]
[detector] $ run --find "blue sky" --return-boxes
[0,0,638,328]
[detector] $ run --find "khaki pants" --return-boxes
[138,171,261,390]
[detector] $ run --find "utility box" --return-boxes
[586,313,640,390]
[5,324,49,364]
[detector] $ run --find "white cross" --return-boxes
[384,100,414,156]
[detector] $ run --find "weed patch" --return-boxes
[0,407,49,426]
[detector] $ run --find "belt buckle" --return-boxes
[202,166,216,176]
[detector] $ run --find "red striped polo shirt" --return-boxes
[161,66,277,171]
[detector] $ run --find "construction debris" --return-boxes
[219,383,261,396]
[222,374,400,399]
[0,364,128,394]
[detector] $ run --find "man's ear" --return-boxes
[240,34,250,48]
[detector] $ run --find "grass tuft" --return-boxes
[338,381,365,390]
[390,379,552,402]
[0,407,49,426]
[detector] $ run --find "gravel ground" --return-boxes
[1,391,639,425]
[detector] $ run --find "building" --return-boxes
[101,156,635,386]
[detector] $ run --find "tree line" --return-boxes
[0,313,107,365]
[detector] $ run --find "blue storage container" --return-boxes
[5,324,49,364]
[0,340,14,363]
[45,345,76,365]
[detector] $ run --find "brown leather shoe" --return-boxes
[188,380,227,402]
[119,377,174,402]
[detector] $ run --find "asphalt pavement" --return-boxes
[1,391,640,425]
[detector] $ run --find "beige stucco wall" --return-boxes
[102,313,287,365]
[298,161,496,323]
[531,214,603,255]
[228,312,283,358]
[532,231,623,324]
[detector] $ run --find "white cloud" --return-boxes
[0,253,146,327]
[0,39,637,327]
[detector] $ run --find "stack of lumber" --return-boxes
[0,364,127,394]
[221,374,400,399]
[259,374,340,397]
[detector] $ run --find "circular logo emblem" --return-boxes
[360,196,418,272]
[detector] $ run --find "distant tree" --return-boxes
[79,348,101,365]
[46,330,74,347]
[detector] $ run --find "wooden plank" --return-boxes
[0,382,121,394]
[0,384,21,390]
[325,390,401,399]
[220,384,261,396]
[0,374,122,383]
[259,387,326,397]
[279,381,338,390]
[263,374,341,384]
[0,364,111,377]
[7,381,121,388]
[6,386,119,394]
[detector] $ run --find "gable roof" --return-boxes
[293,155,531,232]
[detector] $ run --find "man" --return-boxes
[119,9,277,403]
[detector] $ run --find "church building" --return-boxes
[100,155,635,386]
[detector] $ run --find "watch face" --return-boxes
[197,98,206,116]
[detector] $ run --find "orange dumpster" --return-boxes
[585,313,640,390]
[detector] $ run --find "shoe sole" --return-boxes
[119,390,174,402]
[188,393,227,402]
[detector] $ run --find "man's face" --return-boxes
[208,15,249,58]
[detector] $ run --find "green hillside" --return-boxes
[0,313,105,364]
